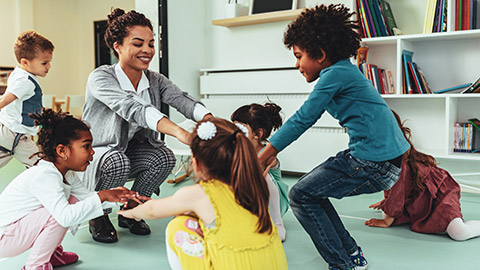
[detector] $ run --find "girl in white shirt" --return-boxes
[0,109,148,270]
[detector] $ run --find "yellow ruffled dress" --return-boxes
[167,179,288,269]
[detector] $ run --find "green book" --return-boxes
[379,0,397,34]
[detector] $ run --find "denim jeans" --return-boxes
[289,149,401,269]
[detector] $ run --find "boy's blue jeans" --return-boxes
[289,149,401,269]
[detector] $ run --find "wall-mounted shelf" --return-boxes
[212,9,303,27]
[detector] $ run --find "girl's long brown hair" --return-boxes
[392,110,437,191]
[190,118,272,234]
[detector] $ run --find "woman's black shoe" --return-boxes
[88,214,118,243]
[118,215,151,235]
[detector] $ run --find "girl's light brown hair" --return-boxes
[190,118,272,234]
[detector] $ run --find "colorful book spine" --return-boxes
[371,0,389,36]
[407,62,423,94]
[357,0,371,37]
[386,70,395,94]
[365,0,380,37]
[402,50,414,94]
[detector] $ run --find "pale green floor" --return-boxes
[1,159,480,270]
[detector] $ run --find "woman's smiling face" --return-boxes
[114,25,155,72]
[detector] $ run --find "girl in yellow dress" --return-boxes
[118,118,288,269]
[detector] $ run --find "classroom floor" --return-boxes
[1,159,479,270]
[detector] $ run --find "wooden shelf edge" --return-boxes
[212,9,303,27]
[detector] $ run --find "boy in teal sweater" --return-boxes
[258,5,410,270]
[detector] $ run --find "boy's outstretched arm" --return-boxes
[0,92,17,110]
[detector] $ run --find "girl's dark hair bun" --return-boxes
[264,102,283,130]
[107,8,126,25]
[29,108,89,161]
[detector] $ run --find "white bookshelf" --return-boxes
[202,0,480,173]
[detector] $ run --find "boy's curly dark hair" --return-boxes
[14,30,54,63]
[283,4,361,63]
[230,102,283,143]
[30,108,90,161]
[104,8,153,58]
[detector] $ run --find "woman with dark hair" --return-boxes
[82,8,211,243]
[365,111,480,241]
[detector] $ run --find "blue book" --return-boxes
[371,0,389,36]
[402,50,414,94]
[434,83,472,94]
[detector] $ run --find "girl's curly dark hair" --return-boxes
[30,108,90,161]
[230,102,283,143]
[104,8,153,58]
[283,4,361,63]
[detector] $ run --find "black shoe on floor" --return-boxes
[118,214,151,235]
[88,214,118,243]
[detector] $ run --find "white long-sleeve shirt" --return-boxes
[0,160,105,236]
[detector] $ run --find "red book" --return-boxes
[407,62,422,94]
[463,0,470,30]
[377,68,386,94]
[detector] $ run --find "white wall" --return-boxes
[209,0,295,69]
[136,0,210,122]
[0,0,34,66]
[0,0,134,97]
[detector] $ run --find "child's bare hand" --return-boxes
[365,218,390,228]
[98,189,150,207]
[263,156,277,177]
[368,199,385,210]
[117,209,141,221]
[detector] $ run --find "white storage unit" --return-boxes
[203,0,480,174]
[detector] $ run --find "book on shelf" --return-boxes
[356,50,394,95]
[413,63,432,94]
[402,50,414,94]
[434,83,472,93]
[386,70,395,93]
[408,62,424,94]
[461,75,480,93]
[456,0,480,30]
[356,0,369,37]
[425,0,449,33]
[401,50,434,94]
[424,0,436,33]
[454,120,480,153]
[378,0,398,35]
[371,0,389,36]
[357,0,398,37]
